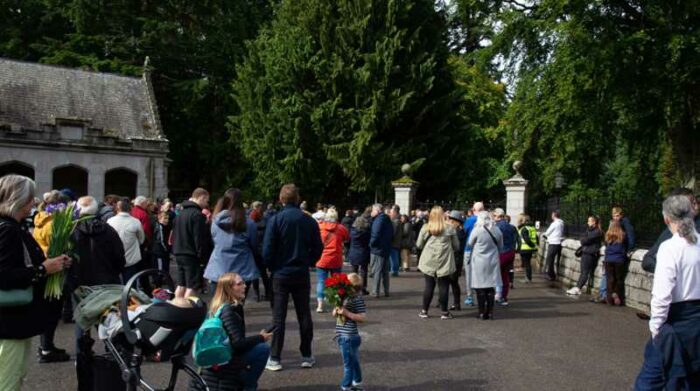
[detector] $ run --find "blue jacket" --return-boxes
[204,212,259,282]
[369,213,393,258]
[604,241,628,263]
[463,215,477,251]
[262,204,323,279]
[348,226,371,266]
[496,220,518,253]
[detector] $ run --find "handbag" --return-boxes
[575,246,583,257]
[0,225,34,307]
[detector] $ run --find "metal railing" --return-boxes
[527,196,664,248]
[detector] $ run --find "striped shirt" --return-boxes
[335,295,366,336]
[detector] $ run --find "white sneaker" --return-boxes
[566,287,581,295]
[301,356,315,368]
[265,358,283,371]
[494,293,502,301]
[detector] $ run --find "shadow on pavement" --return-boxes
[270,378,488,391]
[309,347,486,369]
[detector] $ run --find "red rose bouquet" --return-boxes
[323,272,352,325]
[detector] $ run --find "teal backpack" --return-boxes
[192,304,231,368]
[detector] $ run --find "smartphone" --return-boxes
[265,325,278,334]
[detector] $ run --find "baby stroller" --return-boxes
[77,269,208,391]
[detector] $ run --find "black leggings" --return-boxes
[352,264,369,291]
[422,274,450,313]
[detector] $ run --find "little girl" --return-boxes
[332,273,367,391]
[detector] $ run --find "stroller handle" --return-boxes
[121,268,175,345]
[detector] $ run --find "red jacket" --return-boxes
[131,205,153,243]
[316,221,350,269]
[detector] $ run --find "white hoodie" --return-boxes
[108,212,145,266]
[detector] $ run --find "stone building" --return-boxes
[0,57,169,200]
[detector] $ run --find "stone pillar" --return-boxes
[503,161,529,219]
[88,166,105,201]
[392,163,419,215]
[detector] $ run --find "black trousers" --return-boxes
[576,253,598,289]
[545,244,562,280]
[270,276,313,360]
[352,264,369,291]
[422,274,450,313]
[520,251,534,281]
[448,257,463,306]
[605,262,626,302]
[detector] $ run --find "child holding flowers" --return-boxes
[331,273,366,391]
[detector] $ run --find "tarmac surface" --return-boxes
[24,267,649,390]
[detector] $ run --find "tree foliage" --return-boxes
[483,0,700,199]
[232,0,476,202]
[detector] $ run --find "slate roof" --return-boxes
[0,58,164,140]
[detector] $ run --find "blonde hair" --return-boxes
[427,206,446,236]
[0,175,36,218]
[209,273,242,315]
[347,273,363,294]
[325,207,339,222]
[605,220,625,244]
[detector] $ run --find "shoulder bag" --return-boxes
[0,223,34,307]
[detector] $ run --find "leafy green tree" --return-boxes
[484,0,700,198]
[232,0,468,202]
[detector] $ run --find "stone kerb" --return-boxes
[537,236,653,312]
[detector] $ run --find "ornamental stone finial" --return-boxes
[513,160,523,176]
[401,163,411,176]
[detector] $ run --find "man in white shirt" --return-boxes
[543,211,565,281]
[108,198,145,286]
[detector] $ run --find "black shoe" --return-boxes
[636,312,651,320]
[38,348,70,363]
[449,305,461,311]
[362,289,370,295]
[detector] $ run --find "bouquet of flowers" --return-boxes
[44,203,89,300]
[323,272,353,325]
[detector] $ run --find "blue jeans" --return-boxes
[243,343,270,390]
[599,274,607,298]
[634,338,665,391]
[390,249,400,274]
[316,268,341,300]
[337,335,362,388]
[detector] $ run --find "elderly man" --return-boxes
[370,203,394,298]
[108,199,145,286]
[69,196,126,290]
[131,196,153,244]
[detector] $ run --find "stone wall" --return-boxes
[537,236,653,312]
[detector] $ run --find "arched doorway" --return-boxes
[0,161,35,179]
[104,168,138,199]
[52,165,88,197]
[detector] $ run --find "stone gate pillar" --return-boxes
[503,161,529,219]
[392,163,419,214]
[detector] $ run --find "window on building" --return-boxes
[0,161,35,179]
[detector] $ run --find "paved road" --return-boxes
[25,269,649,390]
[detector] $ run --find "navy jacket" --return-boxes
[262,204,323,279]
[620,216,636,250]
[604,241,628,263]
[642,216,700,273]
[348,226,371,266]
[496,220,518,253]
[369,212,393,258]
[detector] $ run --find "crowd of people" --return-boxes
[0,173,699,390]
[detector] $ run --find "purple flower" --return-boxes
[45,203,66,214]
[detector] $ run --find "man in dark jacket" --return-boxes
[68,196,126,358]
[263,184,322,371]
[172,188,210,298]
[68,196,126,290]
[369,203,393,298]
[97,194,118,222]
[642,188,699,273]
[389,205,402,277]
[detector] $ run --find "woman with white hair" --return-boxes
[0,175,71,390]
[635,195,700,389]
[468,211,503,320]
[315,207,350,312]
